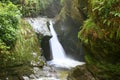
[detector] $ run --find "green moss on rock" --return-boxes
[67,65,95,80]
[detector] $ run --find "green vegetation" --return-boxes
[0,1,42,69]
[1,0,54,17]
[19,0,40,17]
[58,0,120,79]
[8,0,54,17]
[1,0,120,79]
[0,2,21,48]
[78,0,120,79]
[11,19,42,67]
[0,2,21,68]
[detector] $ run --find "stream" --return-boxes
[27,17,85,80]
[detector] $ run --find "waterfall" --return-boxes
[49,20,66,59]
[48,20,85,69]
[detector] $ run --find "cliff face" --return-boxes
[40,0,62,18]
[54,0,87,61]
[56,0,120,80]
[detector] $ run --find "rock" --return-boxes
[40,0,62,18]
[41,36,53,60]
[23,76,29,80]
[67,65,95,80]
[26,17,53,61]
[54,0,88,61]
[54,17,85,61]
[26,17,52,37]
[29,74,36,79]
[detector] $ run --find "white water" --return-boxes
[48,20,85,69]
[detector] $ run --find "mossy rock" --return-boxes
[67,65,95,80]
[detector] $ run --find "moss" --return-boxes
[11,19,42,66]
[67,65,95,80]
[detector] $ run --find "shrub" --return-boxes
[11,19,42,66]
[0,2,21,68]
[0,39,10,68]
[0,2,21,48]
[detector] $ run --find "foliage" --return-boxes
[19,0,40,17]
[78,18,101,44]
[78,0,120,59]
[0,2,21,68]
[0,2,21,48]
[0,2,20,68]
[0,2,43,79]
[0,40,10,68]
[0,19,42,68]
[7,0,54,17]
[0,2,42,68]
[10,19,42,66]
[78,0,120,79]
[96,62,120,80]
[89,0,120,39]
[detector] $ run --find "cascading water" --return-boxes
[26,17,84,80]
[49,20,66,60]
[48,20,85,69]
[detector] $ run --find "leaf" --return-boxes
[107,21,111,26]
[103,19,107,24]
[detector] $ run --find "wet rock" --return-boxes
[67,65,95,80]
[41,36,53,60]
[23,76,29,80]
[29,74,36,79]
[0,63,68,80]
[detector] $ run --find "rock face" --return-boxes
[26,17,53,60]
[54,18,84,61]
[40,0,62,18]
[54,0,87,61]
